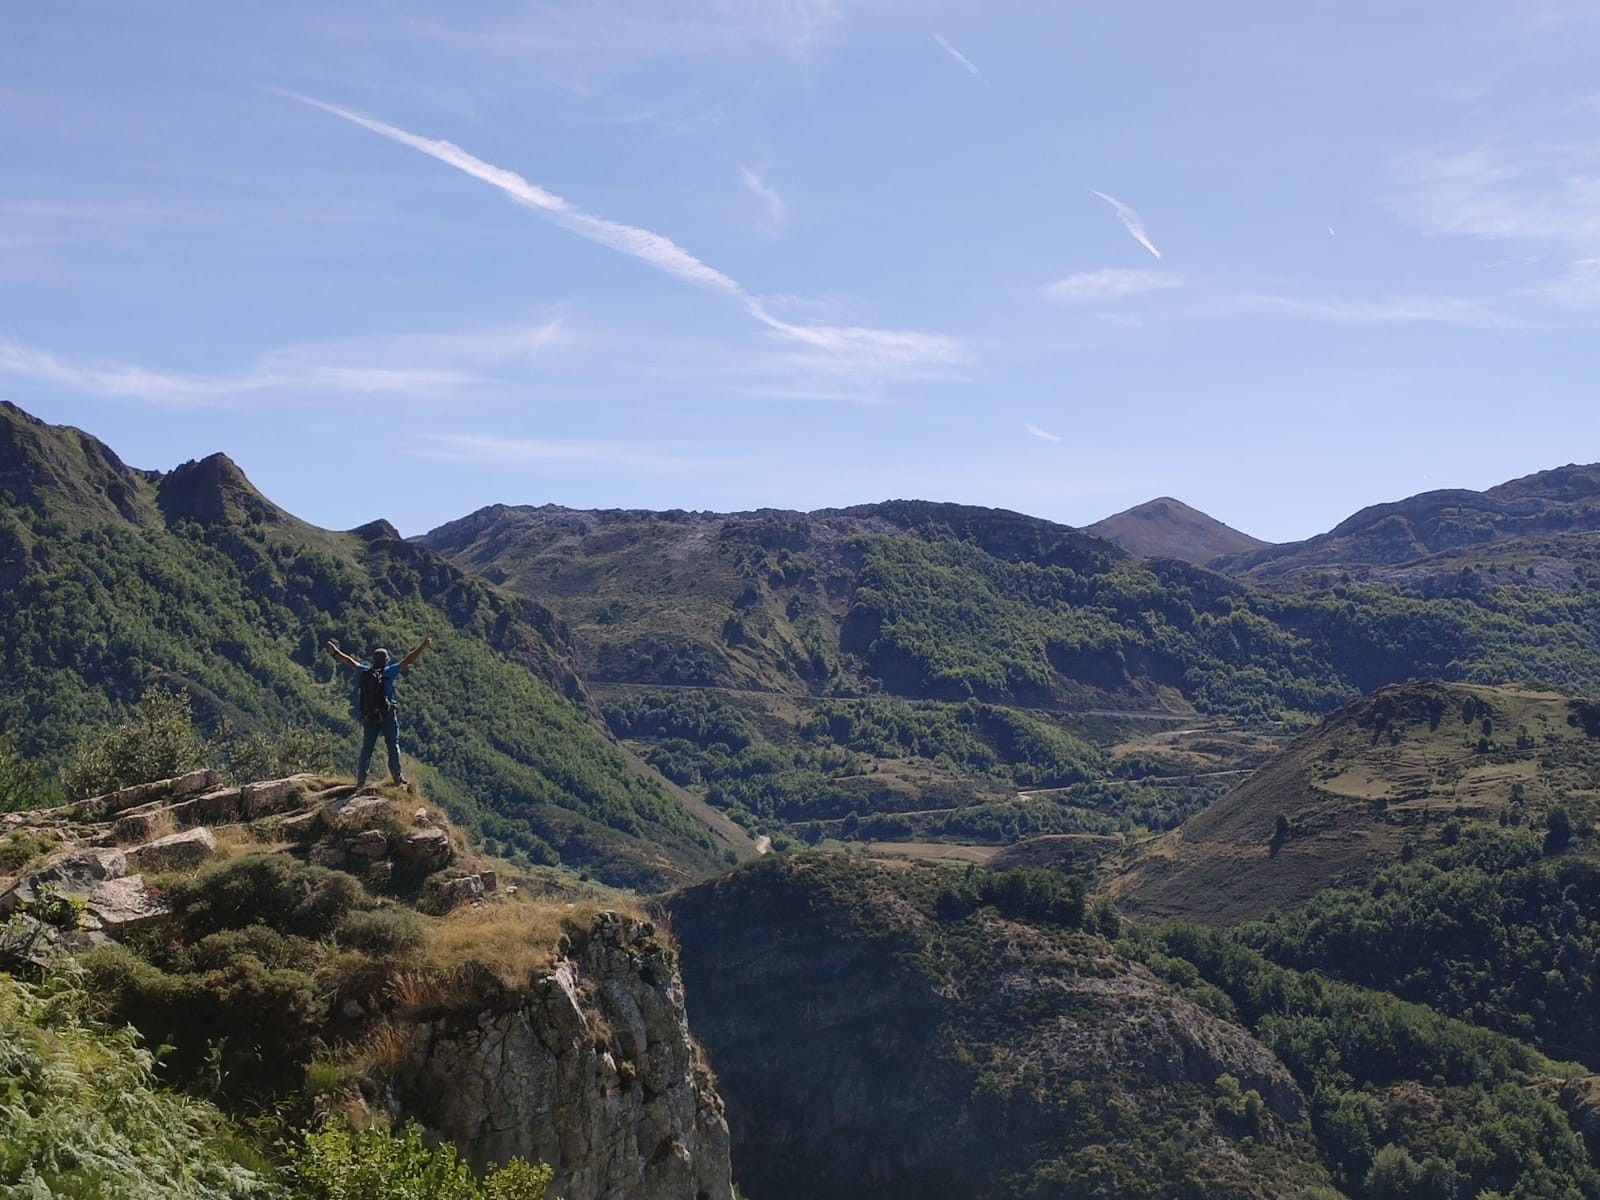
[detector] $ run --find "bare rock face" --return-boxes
[70,769,222,821]
[86,875,171,930]
[396,826,452,872]
[395,912,733,1200]
[127,827,217,873]
[0,847,127,917]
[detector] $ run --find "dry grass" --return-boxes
[869,841,1001,864]
[209,824,291,858]
[417,894,636,993]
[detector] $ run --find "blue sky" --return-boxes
[3,1,1599,542]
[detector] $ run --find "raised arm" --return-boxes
[399,635,433,671]
[325,639,361,671]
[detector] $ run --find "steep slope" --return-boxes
[1087,496,1268,564]
[0,402,730,888]
[1214,463,1600,585]
[1,770,735,1200]
[667,853,1330,1200]
[1110,682,1600,925]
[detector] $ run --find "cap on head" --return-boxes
[371,647,391,666]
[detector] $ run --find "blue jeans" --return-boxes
[357,713,403,784]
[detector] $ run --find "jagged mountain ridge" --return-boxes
[1086,495,1269,564]
[0,402,735,887]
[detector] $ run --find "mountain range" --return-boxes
[5,398,1600,1197]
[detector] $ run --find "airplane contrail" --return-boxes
[1091,190,1162,260]
[933,33,986,83]
[289,93,964,370]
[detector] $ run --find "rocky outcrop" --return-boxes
[126,827,217,873]
[394,912,733,1200]
[0,847,127,917]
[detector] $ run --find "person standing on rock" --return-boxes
[325,635,432,788]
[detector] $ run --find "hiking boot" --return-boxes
[392,776,409,788]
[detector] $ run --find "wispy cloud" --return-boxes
[0,319,564,407]
[1214,290,1509,328]
[1025,423,1062,443]
[419,432,726,473]
[1045,268,1181,302]
[1389,145,1600,246]
[293,94,965,376]
[740,166,786,228]
[415,0,844,65]
[932,33,986,83]
[1091,190,1162,260]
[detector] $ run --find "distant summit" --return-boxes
[1085,496,1268,565]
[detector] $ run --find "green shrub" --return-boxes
[166,854,371,939]
[225,722,338,783]
[0,969,271,1198]
[0,735,55,812]
[83,939,323,1104]
[286,1119,552,1200]
[60,685,209,800]
[335,907,425,956]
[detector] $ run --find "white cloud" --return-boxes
[1045,268,1181,302]
[1215,290,1509,328]
[1386,141,1600,311]
[0,318,565,407]
[1025,423,1062,443]
[932,33,986,83]
[740,166,787,227]
[419,432,726,472]
[1091,190,1162,260]
[295,95,965,376]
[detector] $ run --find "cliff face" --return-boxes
[3,773,735,1200]
[394,911,734,1200]
[667,854,1325,1200]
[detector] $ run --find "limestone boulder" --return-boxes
[350,829,390,859]
[87,875,171,930]
[73,769,222,821]
[193,787,242,823]
[239,777,305,819]
[435,873,485,908]
[326,793,390,821]
[396,826,452,872]
[0,847,128,916]
[128,827,217,874]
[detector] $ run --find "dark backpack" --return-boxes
[358,666,391,724]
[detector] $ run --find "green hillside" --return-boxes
[423,497,1600,860]
[1111,682,1600,925]
[0,402,726,888]
[425,498,1600,721]
[668,851,1600,1200]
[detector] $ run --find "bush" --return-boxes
[166,854,371,939]
[0,735,55,812]
[335,907,426,956]
[83,940,323,1103]
[287,1119,552,1200]
[60,685,209,800]
[0,969,271,1198]
[225,722,337,784]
